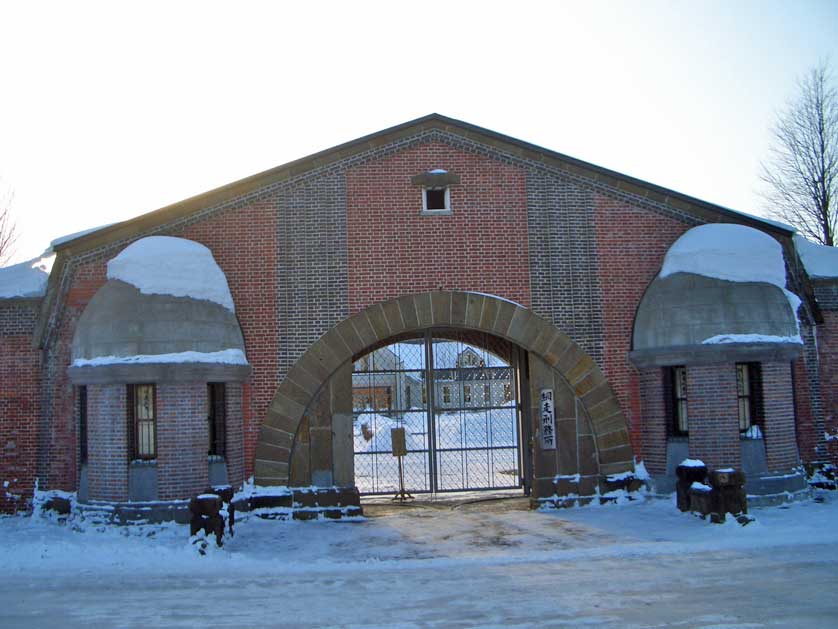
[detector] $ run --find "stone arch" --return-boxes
[254,291,634,486]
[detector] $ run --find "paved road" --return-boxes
[3,541,836,628]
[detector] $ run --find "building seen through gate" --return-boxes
[352,332,523,494]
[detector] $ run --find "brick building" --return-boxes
[1,114,835,518]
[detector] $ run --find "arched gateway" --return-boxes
[255,291,636,505]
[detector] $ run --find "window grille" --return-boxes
[667,366,688,435]
[737,363,764,437]
[208,383,227,456]
[128,384,156,460]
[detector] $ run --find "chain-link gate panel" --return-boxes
[353,331,521,494]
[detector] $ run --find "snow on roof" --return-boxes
[794,235,838,279]
[660,224,787,288]
[107,236,235,311]
[0,255,55,299]
[49,222,115,252]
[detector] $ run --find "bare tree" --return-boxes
[0,179,17,265]
[760,61,837,246]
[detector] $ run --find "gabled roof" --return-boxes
[52,113,792,256]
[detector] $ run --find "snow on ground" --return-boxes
[794,234,838,279]
[1,492,837,627]
[107,236,235,311]
[72,348,248,367]
[0,254,54,298]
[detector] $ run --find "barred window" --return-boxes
[442,385,451,404]
[208,383,227,457]
[667,366,688,436]
[463,384,472,403]
[128,384,156,460]
[737,363,764,438]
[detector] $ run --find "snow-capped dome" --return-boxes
[661,224,787,288]
[631,224,802,364]
[107,236,235,311]
[70,237,248,378]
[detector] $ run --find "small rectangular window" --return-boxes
[463,384,471,403]
[667,366,688,435]
[405,385,412,409]
[484,384,491,404]
[208,383,227,457]
[129,384,156,460]
[503,383,512,402]
[423,187,450,213]
[443,385,451,404]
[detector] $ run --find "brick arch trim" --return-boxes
[254,291,634,485]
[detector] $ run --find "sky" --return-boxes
[0,1,836,264]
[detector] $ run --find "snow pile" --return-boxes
[72,349,247,367]
[680,458,706,468]
[661,224,787,287]
[690,482,712,492]
[0,255,54,298]
[107,236,235,311]
[702,333,802,345]
[794,234,838,279]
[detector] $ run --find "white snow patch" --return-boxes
[742,425,763,440]
[72,349,247,367]
[107,236,235,311]
[794,234,838,279]
[632,460,651,481]
[555,474,581,483]
[48,223,115,251]
[680,458,706,468]
[429,168,448,174]
[691,482,712,492]
[702,333,802,345]
[467,291,525,308]
[661,224,787,288]
[0,255,54,298]
[825,431,838,442]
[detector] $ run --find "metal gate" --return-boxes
[352,331,523,494]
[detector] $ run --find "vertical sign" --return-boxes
[540,389,556,450]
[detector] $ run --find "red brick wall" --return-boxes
[87,384,128,502]
[346,141,531,314]
[225,382,245,487]
[762,362,800,471]
[638,368,667,475]
[0,324,40,513]
[686,364,742,470]
[592,193,690,459]
[42,257,107,492]
[792,353,818,463]
[175,200,279,479]
[819,312,838,464]
[156,383,208,500]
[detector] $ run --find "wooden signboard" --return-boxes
[391,427,407,457]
